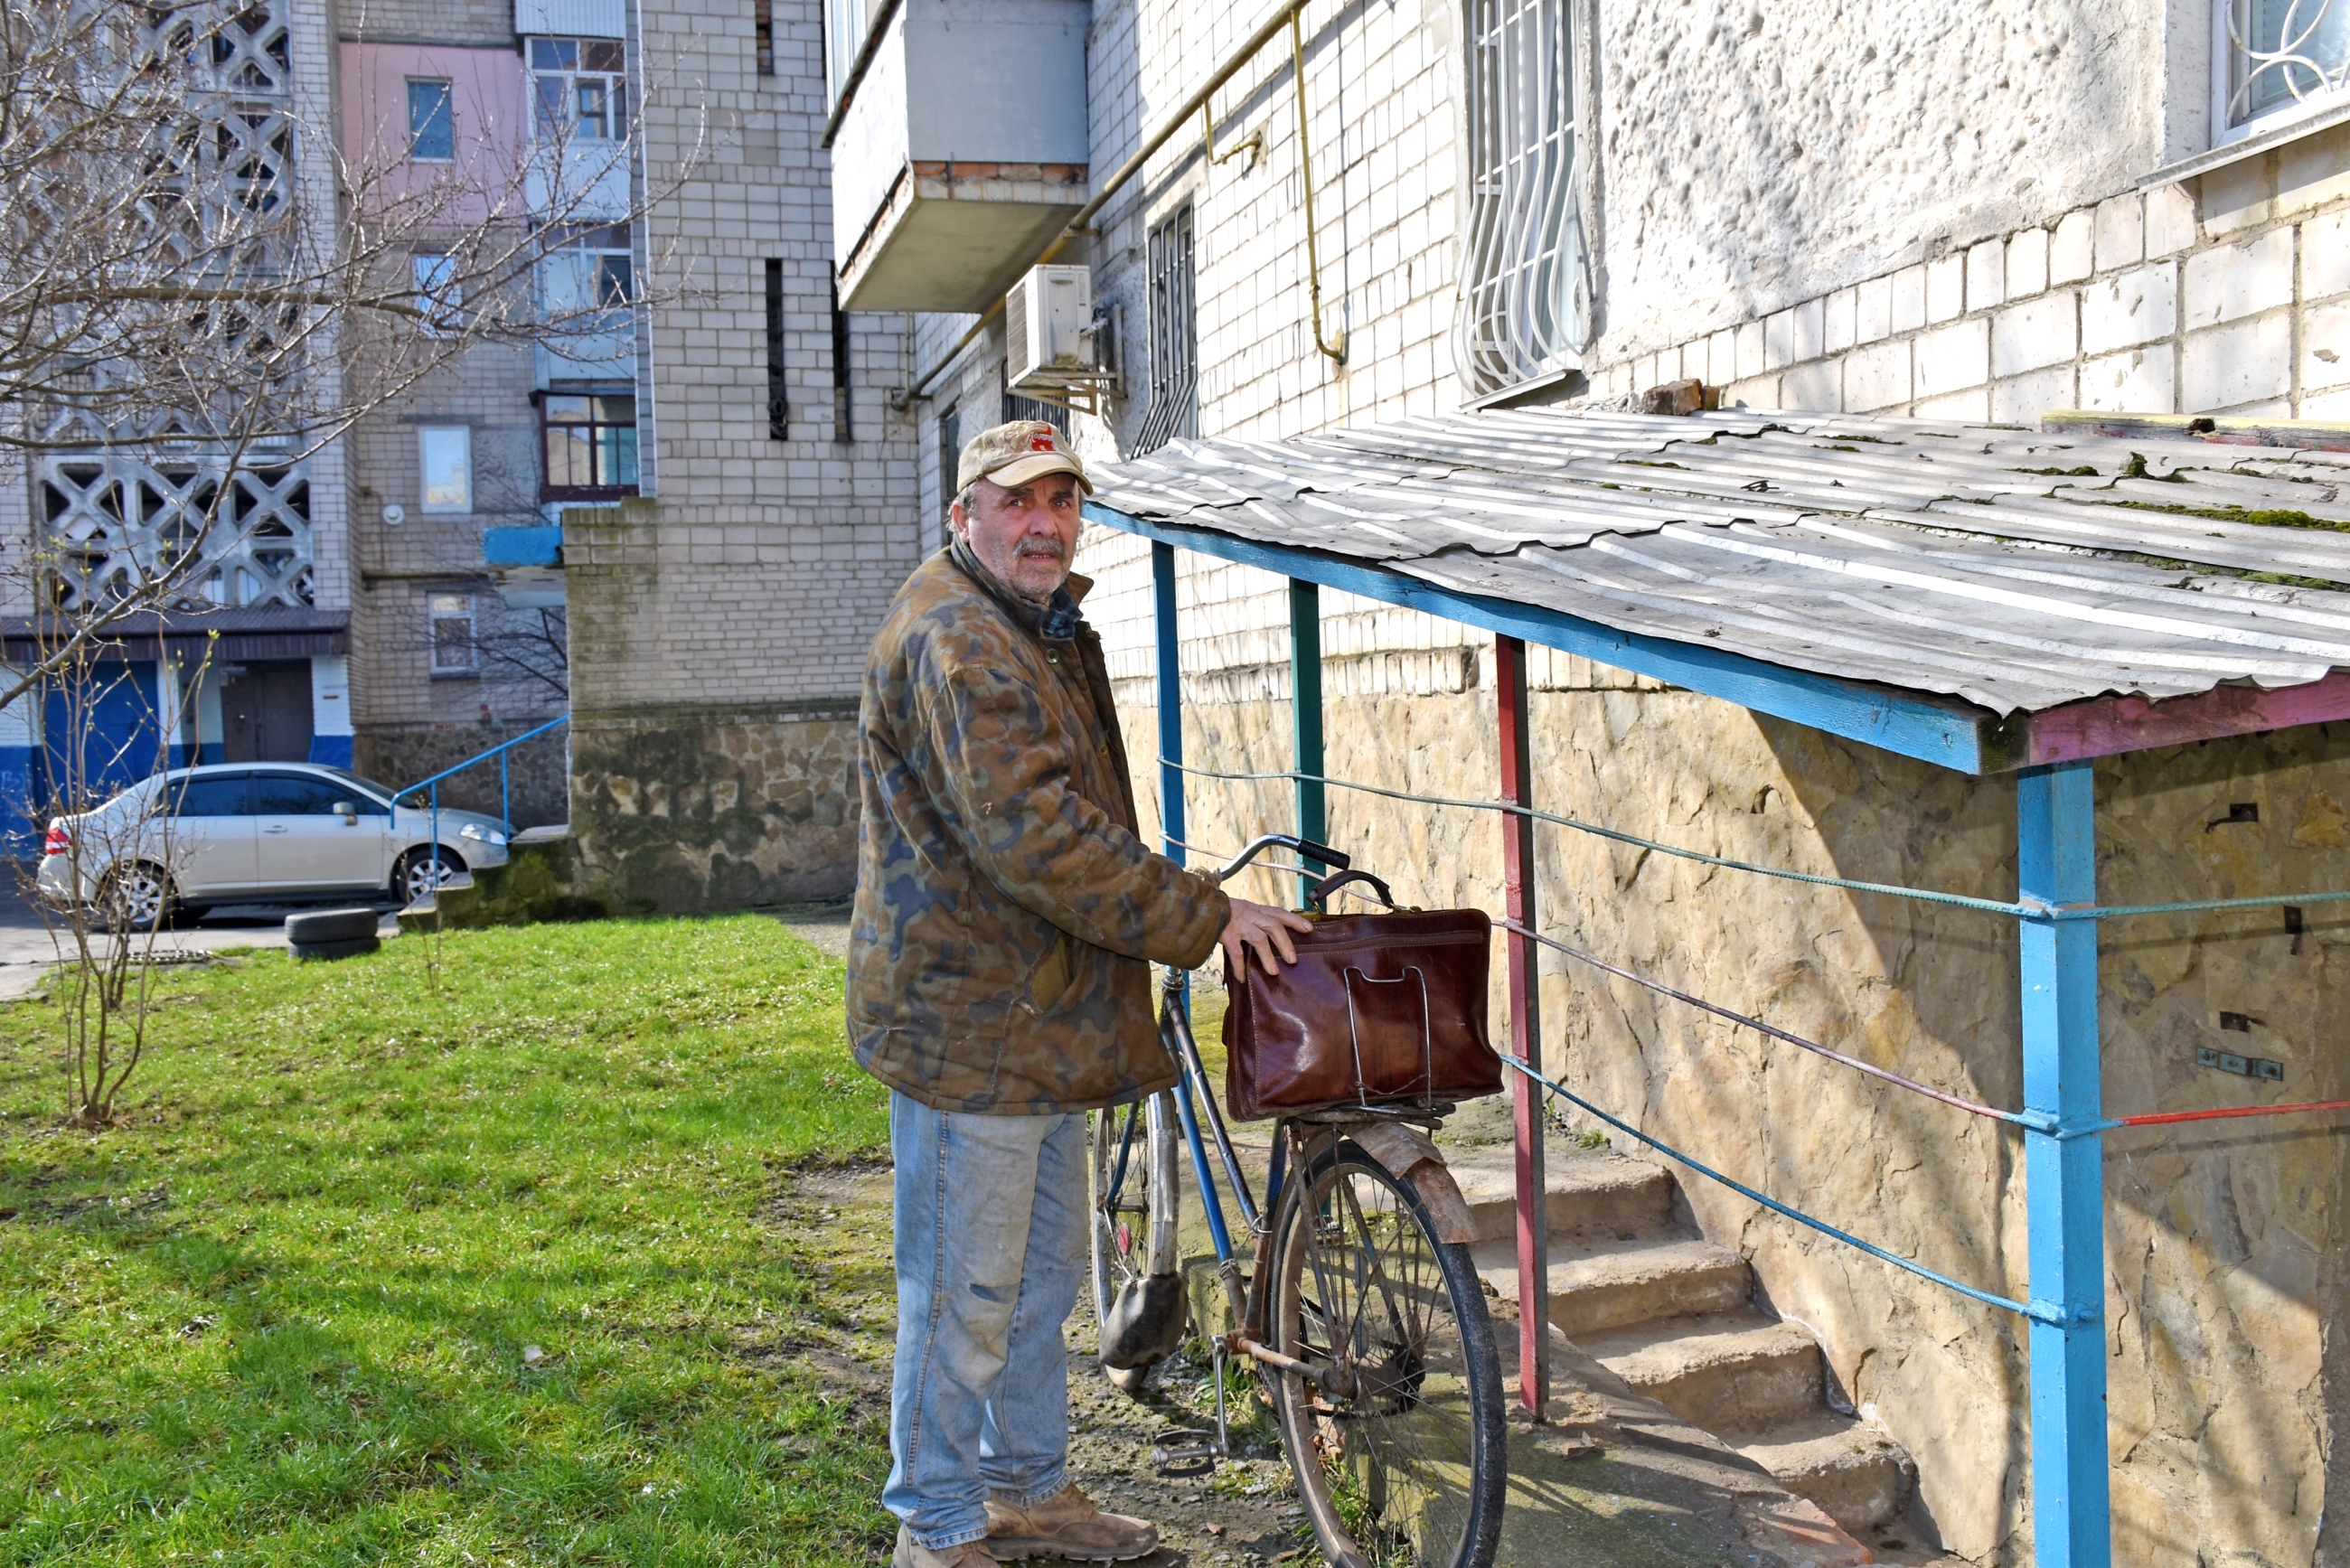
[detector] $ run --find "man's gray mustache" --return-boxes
[1015,540,1068,559]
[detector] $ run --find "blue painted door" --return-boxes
[39,662,164,816]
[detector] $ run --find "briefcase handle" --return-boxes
[1309,868,1396,913]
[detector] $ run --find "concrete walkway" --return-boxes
[0,862,402,1000]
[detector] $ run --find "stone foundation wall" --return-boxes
[354,721,569,827]
[567,702,857,914]
[1115,666,2350,1565]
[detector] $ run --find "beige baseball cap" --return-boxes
[957,419,1093,493]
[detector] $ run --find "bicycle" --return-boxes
[1087,834,1509,1568]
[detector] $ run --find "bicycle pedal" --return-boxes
[1152,1431,1221,1476]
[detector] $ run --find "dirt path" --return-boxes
[762,1160,1310,1568]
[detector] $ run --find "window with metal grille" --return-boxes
[756,0,776,75]
[2220,0,2350,137]
[1452,0,1586,398]
[937,402,961,548]
[1136,206,1198,455]
[999,363,1071,440]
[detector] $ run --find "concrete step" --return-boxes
[1734,1411,1916,1537]
[1471,1233,1752,1337]
[1443,1144,1676,1245]
[1574,1310,1824,1432]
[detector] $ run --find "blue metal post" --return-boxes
[1289,579,1324,905]
[2017,761,2109,1568]
[1153,542,1192,1038]
[1154,542,1186,869]
[501,749,511,829]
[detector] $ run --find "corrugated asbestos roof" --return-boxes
[1088,408,2350,716]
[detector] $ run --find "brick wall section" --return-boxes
[335,0,515,47]
[548,0,924,906]
[1586,126,2350,422]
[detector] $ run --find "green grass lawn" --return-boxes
[0,916,892,1568]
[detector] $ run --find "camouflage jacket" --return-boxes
[848,543,1229,1113]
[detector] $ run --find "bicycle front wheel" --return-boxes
[1087,1091,1181,1394]
[1265,1137,1507,1568]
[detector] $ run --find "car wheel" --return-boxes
[101,863,173,934]
[394,846,466,907]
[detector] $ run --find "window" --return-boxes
[541,395,640,498]
[413,253,461,335]
[540,225,634,308]
[407,79,454,160]
[430,596,477,674]
[2221,0,2350,136]
[832,282,854,445]
[765,259,789,439]
[255,774,385,815]
[1453,0,1586,397]
[756,0,775,76]
[418,427,472,512]
[531,38,628,141]
[937,402,960,547]
[824,0,870,108]
[168,774,253,818]
[1136,205,1198,455]
[1000,362,1070,437]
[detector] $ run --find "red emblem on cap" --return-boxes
[1029,431,1056,452]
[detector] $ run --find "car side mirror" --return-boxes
[333,802,358,823]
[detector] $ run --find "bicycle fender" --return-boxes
[1349,1123,1476,1245]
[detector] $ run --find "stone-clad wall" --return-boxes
[1100,590,2350,1561]
[564,501,872,908]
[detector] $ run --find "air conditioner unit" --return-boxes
[1006,264,1095,392]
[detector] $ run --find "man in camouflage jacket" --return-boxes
[851,421,1309,1568]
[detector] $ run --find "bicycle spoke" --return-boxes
[1270,1144,1502,1568]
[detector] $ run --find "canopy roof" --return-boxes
[1085,408,2350,775]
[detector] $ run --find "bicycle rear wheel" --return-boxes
[1264,1137,1507,1568]
[1087,1092,1181,1394]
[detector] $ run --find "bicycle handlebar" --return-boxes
[1208,833,1349,887]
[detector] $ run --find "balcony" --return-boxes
[829,0,1089,312]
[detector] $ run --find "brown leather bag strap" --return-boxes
[1310,868,1396,912]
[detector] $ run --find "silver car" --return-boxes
[37,763,511,929]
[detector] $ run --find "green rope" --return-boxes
[1159,756,2347,924]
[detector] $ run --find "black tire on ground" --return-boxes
[284,906,381,944]
[290,935,381,962]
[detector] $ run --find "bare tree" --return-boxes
[2,0,702,1125]
[0,0,703,707]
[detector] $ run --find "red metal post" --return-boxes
[1497,634,1549,1420]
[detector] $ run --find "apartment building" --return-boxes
[822,2,2350,1563]
[3,0,926,885]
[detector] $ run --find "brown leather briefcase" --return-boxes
[1223,870,1501,1121]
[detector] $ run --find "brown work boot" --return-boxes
[892,1526,1001,1568]
[984,1482,1159,1562]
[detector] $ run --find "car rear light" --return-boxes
[42,821,71,856]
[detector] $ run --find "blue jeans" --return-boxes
[885,1092,1088,1550]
